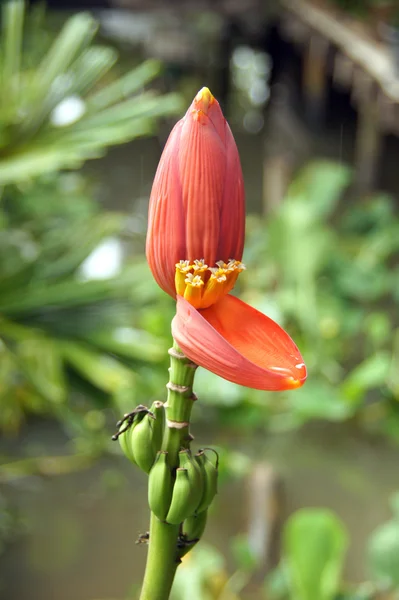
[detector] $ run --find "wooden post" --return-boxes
[262,153,293,216]
[302,33,329,130]
[246,463,284,581]
[354,79,382,194]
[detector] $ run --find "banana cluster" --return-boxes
[116,403,219,543]
[117,401,165,474]
[148,448,218,526]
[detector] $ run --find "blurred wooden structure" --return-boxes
[71,0,399,197]
[246,463,284,581]
[279,0,399,192]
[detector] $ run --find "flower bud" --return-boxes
[146,87,245,298]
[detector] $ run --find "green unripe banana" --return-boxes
[117,410,148,465]
[179,449,204,513]
[182,509,208,541]
[149,401,165,453]
[196,451,218,514]
[148,451,173,521]
[131,413,157,473]
[118,426,136,465]
[166,467,198,525]
[178,509,208,558]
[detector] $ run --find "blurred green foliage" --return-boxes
[0,1,398,482]
[368,493,399,588]
[3,155,399,453]
[0,1,179,445]
[0,1,181,184]
[0,170,173,443]
[173,501,399,600]
[195,161,399,443]
[282,509,348,600]
[266,501,399,599]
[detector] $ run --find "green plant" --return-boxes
[0,1,182,185]
[280,509,348,600]
[0,1,182,440]
[171,502,399,600]
[194,161,399,442]
[0,171,174,438]
[368,493,399,587]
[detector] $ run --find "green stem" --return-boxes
[139,339,197,600]
[139,514,180,600]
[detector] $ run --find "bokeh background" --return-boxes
[1,1,399,599]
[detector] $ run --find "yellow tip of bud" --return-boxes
[195,87,214,114]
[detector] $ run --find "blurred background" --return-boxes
[0,0,399,598]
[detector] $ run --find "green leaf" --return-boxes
[341,351,391,404]
[0,266,144,314]
[72,91,182,130]
[287,380,353,422]
[86,328,166,363]
[1,0,24,95]
[287,161,351,221]
[0,319,66,404]
[283,509,348,600]
[15,336,66,404]
[66,45,117,97]
[368,517,399,586]
[36,213,125,280]
[0,5,182,183]
[171,543,226,600]
[0,147,85,185]
[264,565,290,600]
[231,534,259,571]
[23,12,97,132]
[86,58,162,110]
[59,340,135,394]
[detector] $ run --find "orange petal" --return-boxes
[172,295,307,391]
[217,122,245,262]
[146,120,186,297]
[179,97,225,266]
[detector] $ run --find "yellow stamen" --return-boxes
[185,273,204,287]
[224,260,246,294]
[216,260,228,269]
[201,268,228,308]
[183,274,204,309]
[175,260,193,296]
[174,258,245,309]
[193,259,208,275]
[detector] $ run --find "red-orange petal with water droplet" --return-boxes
[172,295,307,391]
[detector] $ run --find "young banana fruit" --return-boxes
[116,401,166,473]
[148,451,173,521]
[165,467,195,525]
[195,449,218,514]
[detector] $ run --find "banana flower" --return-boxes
[146,88,306,391]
